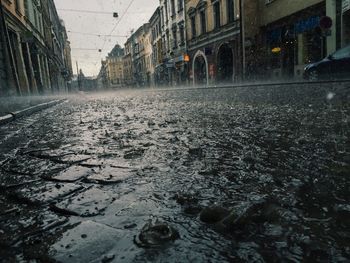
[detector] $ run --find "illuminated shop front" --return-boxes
[263,3,326,79]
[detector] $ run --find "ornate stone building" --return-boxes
[185,0,244,85]
[0,0,72,96]
[159,0,187,86]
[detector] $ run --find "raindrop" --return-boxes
[327,92,335,100]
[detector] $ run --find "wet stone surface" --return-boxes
[0,84,349,262]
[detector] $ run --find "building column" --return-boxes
[13,32,30,95]
[44,57,52,92]
[23,42,38,94]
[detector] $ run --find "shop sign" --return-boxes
[271,47,281,53]
[319,16,333,30]
[343,0,350,13]
[294,16,320,34]
[174,55,183,63]
[174,54,190,63]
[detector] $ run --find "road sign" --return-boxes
[319,16,333,30]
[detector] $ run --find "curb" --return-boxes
[0,99,64,126]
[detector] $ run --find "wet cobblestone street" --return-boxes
[0,84,349,262]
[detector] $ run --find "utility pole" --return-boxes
[239,0,246,82]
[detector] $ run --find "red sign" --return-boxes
[209,64,215,77]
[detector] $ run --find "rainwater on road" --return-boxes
[0,83,349,262]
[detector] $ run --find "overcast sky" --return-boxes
[54,0,159,76]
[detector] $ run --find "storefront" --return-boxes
[188,37,239,86]
[264,3,325,79]
[174,54,189,86]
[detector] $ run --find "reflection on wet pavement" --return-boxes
[0,84,349,262]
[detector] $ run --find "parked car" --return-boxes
[304,45,350,81]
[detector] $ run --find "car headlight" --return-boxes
[304,65,311,71]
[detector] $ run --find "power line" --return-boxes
[71,48,105,51]
[57,8,147,15]
[67,30,128,38]
[101,0,136,51]
[57,8,112,15]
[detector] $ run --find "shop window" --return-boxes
[304,31,323,63]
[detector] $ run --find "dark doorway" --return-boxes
[194,55,207,85]
[217,44,233,83]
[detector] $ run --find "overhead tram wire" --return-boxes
[71,48,107,51]
[57,8,146,15]
[100,0,136,51]
[67,31,128,38]
[57,8,112,15]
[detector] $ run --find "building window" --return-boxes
[178,0,183,11]
[14,0,21,12]
[191,16,196,38]
[166,30,170,51]
[172,29,177,49]
[200,10,206,34]
[165,0,169,22]
[23,0,29,17]
[179,25,185,45]
[214,2,221,29]
[227,0,234,23]
[161,7,164,27]
[171,0,176,17]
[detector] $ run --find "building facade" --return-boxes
[0,0,72,96]
[106,44,124,88]
[123,38,134,86]
[116,0,347,87]
[159,0,188,86]
[257,0,345,80]
[185,0,242,85]
[132,23,151,87]
[149,7,162,86]
[97,60,109,90]
[23,0,51,94]
[0,0,31,95]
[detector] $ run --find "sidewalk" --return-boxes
[0,96,66,125]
